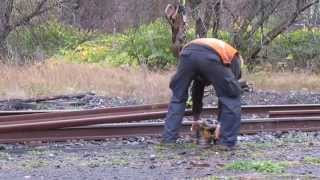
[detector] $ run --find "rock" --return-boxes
[190,160,210,167]
[27,141,43,146]
[88,163,99,168]
[24,176,31,179]
[127,137,138,142]
[149,164,156,169]
[149,154,156,161]
[177,150,187,155]
[176,160,186,165]
[83,153,91,158]
[216,163,225,167]
[146,140,158,144]
[49,153,55,157]
[129,141,139,146]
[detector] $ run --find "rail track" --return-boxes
[0,103,320,143]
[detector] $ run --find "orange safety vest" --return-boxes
[185,38,238,65]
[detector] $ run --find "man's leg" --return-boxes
[217,96,241,147]
[163,53,195,142]
[197,59,241,147]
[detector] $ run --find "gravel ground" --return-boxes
[0,132,320,180]
[0,90,320,179]
[1,90,320,111]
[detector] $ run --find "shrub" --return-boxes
[271,29,320,60]
[62,20,176,69]
[8,19,320,71]
[267,29,320,71]
[119,20,175,68]
[8,21,91,60]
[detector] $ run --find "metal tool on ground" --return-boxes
[197,119,220,148]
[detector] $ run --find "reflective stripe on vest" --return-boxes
[185,38,238,64]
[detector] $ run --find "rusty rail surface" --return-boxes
[0,103,320,143]
[1,104,320,133]
[1,117,320,143]
[0,103,168,122]
[0,110,74,116]
[269,109,320,118]
[2,104,320,117]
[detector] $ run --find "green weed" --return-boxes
[225,160,287,173]
[21,159,49,169]
[304,157,320,165]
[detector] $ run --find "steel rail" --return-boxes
[1,104,320,124]
[0,110,169,133]
[0,103,168,122]
[1,104,320,119]
[1,117,320,143]
[0,110,74,116]
[269,109,320,118]
[1,104,320,133]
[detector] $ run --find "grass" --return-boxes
[304,157,320,165]
[197,175,320,180]
[21,159,49,169]
[0,60,172,103]
[224,160,287,173]
[2,61,320,102]
[247,71,320,91]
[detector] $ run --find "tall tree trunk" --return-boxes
[0,0,14,59]
[165,1,187,57]
[212,0,221,37]
[190,0,207,38]
[0,33,9,59]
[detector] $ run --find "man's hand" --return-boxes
[191,114,200,132]
[214,123,221,141]
[238,79,253,92]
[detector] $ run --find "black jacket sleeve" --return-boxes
[230,56,242,80]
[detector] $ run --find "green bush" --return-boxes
[118,20,175,68]
[62,20,176,69]
[268,29,320,70]
[8,21,91,58]
[271,29,320,60]
[8,19,320,71]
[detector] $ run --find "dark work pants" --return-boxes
[163,44,241,147]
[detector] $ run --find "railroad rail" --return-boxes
[0,103,320,143]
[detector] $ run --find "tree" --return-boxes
[165,0,187,57]
[164,0,221,57]
[0,0,66,59]
[189,0,221,38]
[165,0,319,70]
[224,0,319,68]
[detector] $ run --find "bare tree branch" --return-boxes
[12,0,67,29]
[4,0,14,31]
[249,0,320,59]
[248,0,282,37]
[12,0,48,28]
